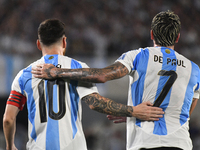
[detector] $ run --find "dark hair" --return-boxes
[38,19,65,46]
[151,10,181,46]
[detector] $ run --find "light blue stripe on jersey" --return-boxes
[70,59,82,139]
[44,55,60,150]
[53,84,59,113]
[153,47,177,135]
[131,48,149,127]
[180,62,199,125]
[20,66,37,141]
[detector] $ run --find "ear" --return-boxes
[62,36,67,48]
[150,30,154,40]
[175,33,180,43]
[36,40,42,51]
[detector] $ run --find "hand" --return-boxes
[31,64,57,79]
[132,101,164,121]
[107,115,126,123]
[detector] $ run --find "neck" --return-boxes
[153,42,175,50]
[42,45,65,56]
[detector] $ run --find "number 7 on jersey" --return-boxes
[153,70,177,107]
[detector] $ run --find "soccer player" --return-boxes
[3,19,164,150]
[32,11,200,150]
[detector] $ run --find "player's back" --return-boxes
[117,47,200,150]
[13,55,97,150]
[133,47,199,133]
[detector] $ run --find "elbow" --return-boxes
[3,115,15,127]
[97,76,107,83]
[88,105,95,110]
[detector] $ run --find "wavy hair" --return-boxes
[151,11,181,46]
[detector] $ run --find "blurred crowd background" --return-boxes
[0,0,200,149]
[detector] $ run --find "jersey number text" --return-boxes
[38,79,66,123]
[153,70,177,107]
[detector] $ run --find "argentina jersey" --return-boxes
[116,47,200,150]
[11,54,98,150]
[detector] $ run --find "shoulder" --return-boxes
[175,51,199,68]
[15,58,42,81]
[126,47,155,55]
[69,57,89,68]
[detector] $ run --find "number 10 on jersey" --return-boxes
[38,79,66,123]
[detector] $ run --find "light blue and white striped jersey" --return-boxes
[116,47,200,150]
[11,54,98,150]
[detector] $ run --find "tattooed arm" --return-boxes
[31,62,129,83]
[82,93,164,121]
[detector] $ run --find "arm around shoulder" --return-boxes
[32,62,129,83]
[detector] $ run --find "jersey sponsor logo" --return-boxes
[48,56,54,60]
[154,55,186,68]
[165,49,171,54]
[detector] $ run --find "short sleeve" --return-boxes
[7,70,27,111]
[77,82,98,99]
[193,89,199,99]
[73,61,99,99]
[193,69,200,99]
[115,49,142,73]
[11,70,24,94]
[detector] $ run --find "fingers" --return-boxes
[113,120,125,123]
[31,68,44,78]
[145,101,164,113]
[31,69,41,75]
[147,112,164,121]
[107,115,126,123]
[36,64,44,68]
[145,101,153,106]
[107,115,122,120]
[148,113,165,121]
[31,64,45,77]
[152,108,165,115]
[143,102,165,114]
[148,117,159,121]
[32,64,43,71]
[32,65,42,72]
[31,68,42,77]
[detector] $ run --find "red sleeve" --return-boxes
[7,90,27,111]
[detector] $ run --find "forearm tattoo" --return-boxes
[82,93,133,117]
[53,62,129,82]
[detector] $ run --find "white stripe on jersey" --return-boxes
[11,54,98,150]
[116,47,200,150]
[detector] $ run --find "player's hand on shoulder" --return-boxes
[31,63,57,79]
